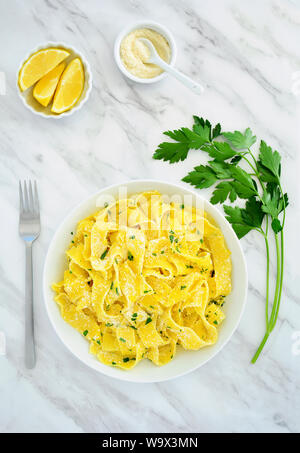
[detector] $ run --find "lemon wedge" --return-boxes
[51,58,84,114]
[18,48,70,92]
[33,62,66,107]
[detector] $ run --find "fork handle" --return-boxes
[25,242,36,368]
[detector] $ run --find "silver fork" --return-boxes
[19,181,40,369]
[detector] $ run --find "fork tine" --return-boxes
[23,180,29,212]
[34,181,39,214]
[29,180,34,213]
[19,180,24,213]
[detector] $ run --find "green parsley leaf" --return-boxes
[182,165,218,189]
[223,128,256,149]
[258,141,281,181]
[223,205,253,239]
[211,181,237,204]
[153,118,221,163]
[202,142,237,161]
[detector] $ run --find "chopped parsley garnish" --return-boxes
[144,290,151,294]
[100,248,108,260]
[96,340,101,345]
[105,322,113,327]
[115,287,119,295]
[128,251,134,261]
[129,235,135,239]
[112,361,116,365]
[145,317,152,325]
[152,252,157,256]
[110,282,114,290]
[213,320,218,325]
[119,337,126,343]
[123,357,130,363]
[181,204,184,209]
[131,313,138,323]
[186,264,193,269]
[129,325,137,330]
[71,240,74,244]
[83,330,88,336]
[180,285,187,290]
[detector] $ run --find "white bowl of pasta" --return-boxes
[43,180,247,383]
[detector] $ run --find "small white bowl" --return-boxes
[43,180,248,383]
[114,20,177,84]
[16,42,92,119]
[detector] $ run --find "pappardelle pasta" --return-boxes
[52,191,231,369]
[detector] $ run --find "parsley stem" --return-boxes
[271,228,284,329]
[264,219,270,329]
[270,185,286,330]
[269,233,281,328]
[258,226,270,330]
[253,230,281,362]
[251,331,270,363]
[245,147,266,194]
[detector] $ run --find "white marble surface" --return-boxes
[1,0,300,433]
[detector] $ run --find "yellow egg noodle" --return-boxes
[52,191,231,369]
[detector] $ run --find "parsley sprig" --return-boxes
[153,116,288,363]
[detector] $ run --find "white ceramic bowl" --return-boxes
[114,20,177,84]
[16,42,92,118]
[43,180,248,383]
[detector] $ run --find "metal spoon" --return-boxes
[139,38,204,95]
